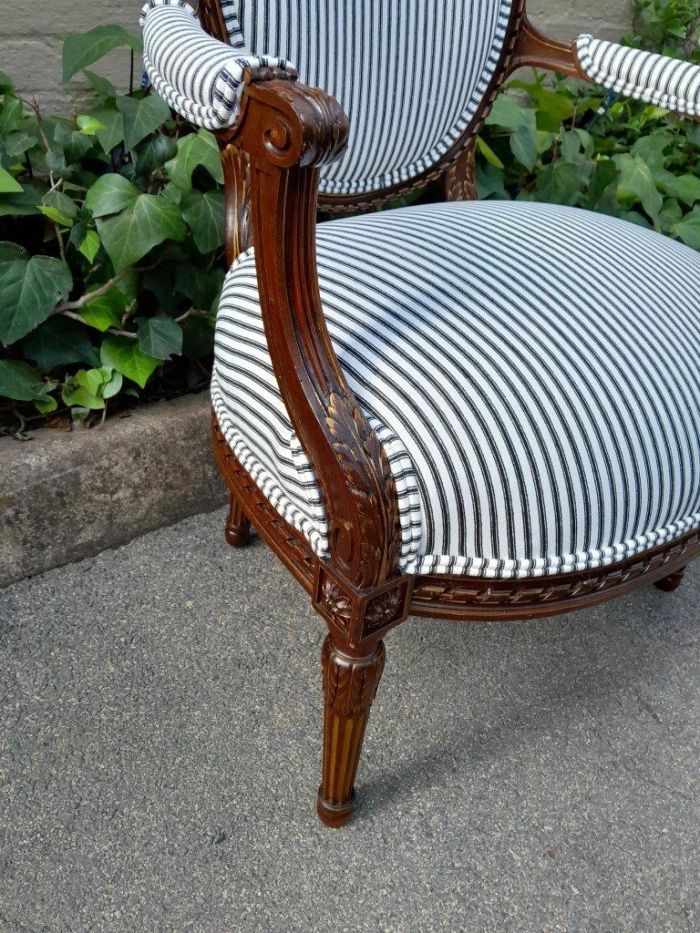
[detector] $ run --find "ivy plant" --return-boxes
[0,5,699,433]
[0,26,224,432]
[477,0,700,242]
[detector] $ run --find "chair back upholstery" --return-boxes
[216,1,516,199]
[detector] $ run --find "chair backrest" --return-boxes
[213,1,518,203]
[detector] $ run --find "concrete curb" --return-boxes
[0,393,227,588]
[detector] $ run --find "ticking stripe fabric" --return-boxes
[234,0,513,194]
[576,35,700,116]
[212,200,700,579]
[141,0,513,194]
[140,1,293,130]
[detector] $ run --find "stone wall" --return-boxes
[2,1,633,114]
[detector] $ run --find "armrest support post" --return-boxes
[220,76,407,627]
[509,16,590,80]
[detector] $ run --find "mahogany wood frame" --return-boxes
[197,0,700,827]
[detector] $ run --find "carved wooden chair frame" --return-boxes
[195,0,700,827]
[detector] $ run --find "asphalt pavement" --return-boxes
[1,509,698,932]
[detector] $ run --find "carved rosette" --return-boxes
[313,561,413,648]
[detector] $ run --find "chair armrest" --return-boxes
[139,0,294,129]
[223,76,406,610]
[575,35,700,116]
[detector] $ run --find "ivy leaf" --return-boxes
[535,161,582,206]
[100,335,160,388]
[0,95,23,135]
[116,94,172,151]
[76,114,107,137]
[587,159,618,208]
[62,367,110,409]
[41,191,78,227]
[85,174,139,218]
[137,315,183,360]
[476,162,509,200]
[0,185,41,217]
[0,242,28,261]
[83,69,117,99]
[673,209,700,249]
[90,106,124,154]
[34,394,58,415]
[476,137,504,170]
[631,133,672,173]
[0,359,46,401]
[80,289,127,332]
[96,194,186,271]
[4,131,38,157]
[182,315,215,359]
[614,154,663,222]
[63,26,142,83]
[0,167,22,194]
[174,264,222,309]
[102,369,123,399]
[655,171,700,207]
[167,130,224,189]
[0,256,73,346]
[79,230,102,263]
[23,317,98,371]
[530,87,575,132]
[485,94,531,131]
[182,189,225,253]
[510,122,538,171]
[133,134,178,177]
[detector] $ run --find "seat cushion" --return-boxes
[212,200,700,579]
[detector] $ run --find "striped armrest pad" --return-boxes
[576,35,700,116]
[140,0,294,130]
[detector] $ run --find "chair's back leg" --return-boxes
[225,493,251,547]
[317,634,386,827]
[655,566,687,592]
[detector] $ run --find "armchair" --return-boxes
[141,0,700,827]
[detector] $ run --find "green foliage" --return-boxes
[477,1,700,242]
[0,27,223,427]
[1,7,699,429]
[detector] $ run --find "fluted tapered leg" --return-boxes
[317,635,386,828]
[655,566,687,592]
[225,494,251,547]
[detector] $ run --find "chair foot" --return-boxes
[317,635,386,828]
[225,494,251,547]
[654,566,687,592]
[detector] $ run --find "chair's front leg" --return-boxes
[317,634,386,827]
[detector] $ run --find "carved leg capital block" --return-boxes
[317,635,386,828]
[313,562,413,648]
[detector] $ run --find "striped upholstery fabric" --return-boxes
[232,0,513,195]
[212,200,700,579]
[141,0,513,195]
[576,35,700,116]
[140,1,293,130]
